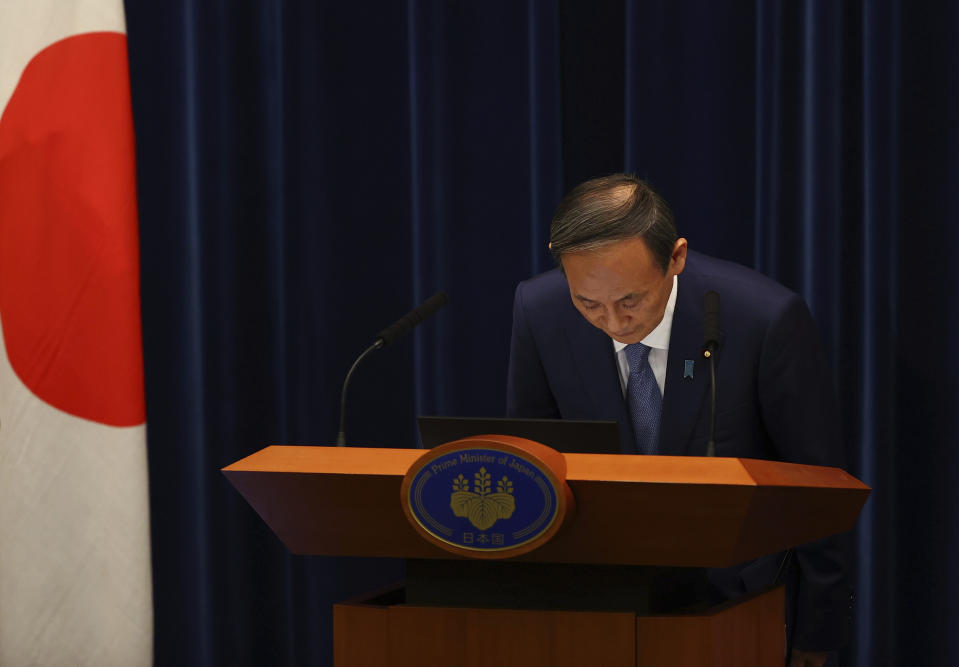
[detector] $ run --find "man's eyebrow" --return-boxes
[574,292,645,303]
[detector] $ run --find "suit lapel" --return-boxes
[660,264,715,456]
[564,313,636,453]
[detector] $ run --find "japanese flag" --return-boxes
[0,0,152,664]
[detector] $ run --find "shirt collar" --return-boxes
[612,274,677,353]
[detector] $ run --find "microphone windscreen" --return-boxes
[376,291,449,346]
[704,290,721,348]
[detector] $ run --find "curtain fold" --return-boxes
[857,1,900,663]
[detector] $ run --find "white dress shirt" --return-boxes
[612,274,677,397]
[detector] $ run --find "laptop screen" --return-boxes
[416,415,622,454]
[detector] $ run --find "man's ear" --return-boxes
[670,238,688,275]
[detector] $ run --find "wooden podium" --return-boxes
[223,444,869,666]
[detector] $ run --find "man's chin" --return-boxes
[610,332,644,345]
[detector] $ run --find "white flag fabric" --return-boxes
[0,1,153,665]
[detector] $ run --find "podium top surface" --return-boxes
[225,445,860,486]
[223,445,869,567]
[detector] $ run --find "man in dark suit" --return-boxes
[507,174,849,667]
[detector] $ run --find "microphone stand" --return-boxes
[703,290,720,457]
[704,345,717,457]
[336,340,383,446]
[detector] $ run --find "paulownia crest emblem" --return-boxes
[450,467,515,530]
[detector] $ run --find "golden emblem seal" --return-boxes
[449,467,515,530]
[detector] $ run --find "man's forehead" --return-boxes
[561,237,656,274]
[562,239,663,295]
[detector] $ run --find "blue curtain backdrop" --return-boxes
[124,1,958,665]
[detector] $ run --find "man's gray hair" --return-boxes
[549,174,678,273]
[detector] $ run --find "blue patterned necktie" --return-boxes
[625,342,662,454]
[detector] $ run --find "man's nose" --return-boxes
[606,307,628,332]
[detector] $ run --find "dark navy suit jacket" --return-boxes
[506,250,850,651]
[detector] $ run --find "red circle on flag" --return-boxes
[0,32,145,427]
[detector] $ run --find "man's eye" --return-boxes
[582,302,600,310]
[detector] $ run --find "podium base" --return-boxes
[334,584,784,667]
[405,559,714,615]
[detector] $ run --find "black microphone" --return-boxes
[374,291,449,347]
[703,291,720,457]
[336,292,449,446]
